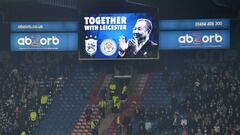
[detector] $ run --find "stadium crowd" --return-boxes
[1,54,240,135]
[180,62,240,135]
[132,62,240,135]
[0,55,73,135]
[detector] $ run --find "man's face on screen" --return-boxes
[133,21,149,41]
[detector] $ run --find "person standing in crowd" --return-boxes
[112,95,120,113]
[100,87,107,100]
[181,127,189,135]
[109,81,117,99]
[173,128,179,135]
[138,119,146,135]
[29,110,37,127]
[126,122,132,135]
[147,104,156,121]
[116,114,124,135]
[90,119,98,135]
[121,83,128,100]
[145,118,152,135]
[114,97,121,114]
[20,130,26,135]
[98,98,107,118]
[85,106,93,122]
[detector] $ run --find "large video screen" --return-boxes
[79,13,159,60]
[11,22,78,51]
[159,19,230,50]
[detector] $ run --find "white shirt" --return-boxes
[145,121,152,131]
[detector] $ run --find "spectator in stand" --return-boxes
[135,105,141,121]
[115,98,121,114]
[195,129,203,135]
[121,83,128,100]
[116,114,124,135]
[172,112,181,129]
[20,130,27,135]
[98,99,107,118]
[158,115,165,132]
[100,87,107,100]
[181,116,187,128]
[138,120,146,135]
[112,95,121,114]
[182,127,189,135]
[85,105,93,122]
[173,128,179,135]
[147,104,157,121]
[171,95,178,112]
[123,115,130,128]
[126,122,132,135]
[139,105,146,121]
[109,81,117,99]
[145,118,152,135]
[90,119,98,135]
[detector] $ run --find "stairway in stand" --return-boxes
[107,74,150,135]
[71,74,112,135]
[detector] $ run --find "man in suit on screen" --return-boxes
[118,18,158,58]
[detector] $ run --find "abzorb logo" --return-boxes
[178,33,223,45]
[17,35,60,46]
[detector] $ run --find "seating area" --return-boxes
[0,61,67,135]
[131,71,184,135]
[143,72,183,107]
[1,52,240,135]
[34,66,101,135]
[128,61,240,135]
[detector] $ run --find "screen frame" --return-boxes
[78,10,160,61]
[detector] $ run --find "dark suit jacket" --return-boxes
[120,40,158,58]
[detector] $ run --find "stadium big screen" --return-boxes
[11,22,78,51]
[159,19,230,50]
[79,12,159,60]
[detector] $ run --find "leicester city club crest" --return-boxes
[85,35,97,56]
[100,39,117,56]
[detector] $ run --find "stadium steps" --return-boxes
[71,104,101,135]
[34,67,101,135]
[97,74,116,135]
[97,74,113,96]
[107,74,150,135]
[98,113,116,135]
[70,73,107,135]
